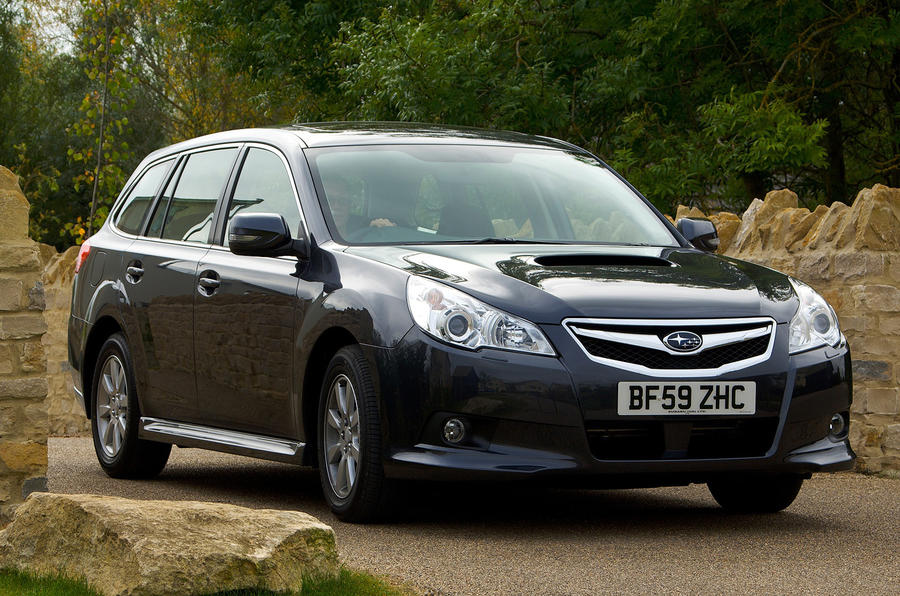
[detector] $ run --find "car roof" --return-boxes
[142,122,586,162]
[289,122,584,151]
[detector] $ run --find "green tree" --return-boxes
[330,0,897,212]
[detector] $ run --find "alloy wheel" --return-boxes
[323,373,361,498]
[96,354,128,458]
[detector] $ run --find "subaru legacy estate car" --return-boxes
[69,123,854,521]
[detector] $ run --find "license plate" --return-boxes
[617,382,756,415]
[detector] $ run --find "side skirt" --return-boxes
[139,417,306,464]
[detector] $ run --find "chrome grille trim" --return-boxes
[563,316,777,378]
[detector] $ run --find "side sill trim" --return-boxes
[139,417,304,462]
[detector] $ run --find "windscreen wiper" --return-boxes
[466,237,566,244]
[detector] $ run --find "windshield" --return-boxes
[306,145,677,247]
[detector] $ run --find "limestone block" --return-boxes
[706,211,740,253]
[16,341,44,373]
[889,253,900,282]
[795,253,832,283]
[885,424,900,452]
[0,313,47,340]
[0,404,19,436]
[0,278,23,311]
[846,184,900,251]
[850,389,866,414]
[0,441,46,475]
[730,198,763,254]
[761,188,799,211]
[0,168,29,242]
[0,401,47,442]
[0,377,48,399]
[833,252,886,282]
[882,317,900,337]
[0,493,339,596]
[0,245,41,271]
[850,422,883,458]
[852,360,891,382]
[804,201,850,249]
[758,207,810,251]
[867,388,899,415]
[849,284,900,313]
[0,344,12,375]
[27,280,44,310]
[784,209,825,250]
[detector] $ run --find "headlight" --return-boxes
[406,276,555,356]
[789,278,842,354]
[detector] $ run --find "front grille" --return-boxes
[566,317,775,373]
[586,418,778,460]
[578,335,769,369]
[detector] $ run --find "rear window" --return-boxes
[114,159,173,235]
[153,147,238,243]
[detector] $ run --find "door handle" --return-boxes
[197,270,220,296]
[125,262,144,283]
[198,277,220,289]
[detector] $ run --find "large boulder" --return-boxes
[0,493,338,596]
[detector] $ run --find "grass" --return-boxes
[0,569,96,596]
[0,567,411,596]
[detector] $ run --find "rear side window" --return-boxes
[156,148,238,243]
[223,148,302,246]
[114,159,173,235]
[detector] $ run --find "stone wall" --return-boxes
[677,184,900,472]
[0,167,48,525]
[41,246,86,436]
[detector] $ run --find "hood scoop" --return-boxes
[533,254,674,268]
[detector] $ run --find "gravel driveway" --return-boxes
[49,437,899,595]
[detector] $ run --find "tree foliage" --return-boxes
[0,0,897,247]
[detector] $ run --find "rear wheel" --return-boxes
[317,345,391,522]
[91,332,171,478]
[708,474,804,513]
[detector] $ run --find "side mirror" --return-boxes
[228,213,309,259]
[676,217,719,253]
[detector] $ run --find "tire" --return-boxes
[90,332,171,478]
[317,345,392,522]
[708,474,804,513]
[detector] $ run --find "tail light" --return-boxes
[74,239,92,274]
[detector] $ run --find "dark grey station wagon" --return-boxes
[69,123,854,521]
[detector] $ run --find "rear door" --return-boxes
[121,145,240,422]
[193,145,305,437]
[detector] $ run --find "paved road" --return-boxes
[49,437,899,595]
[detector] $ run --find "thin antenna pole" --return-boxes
[88,0,110,238]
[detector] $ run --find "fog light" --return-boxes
[442,418,466,444]
[829,413,847,439]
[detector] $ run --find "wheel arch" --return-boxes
[81,316,125,419]
[300,326,359,466]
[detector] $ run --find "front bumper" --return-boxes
[371,326,855,485]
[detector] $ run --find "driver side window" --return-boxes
[224,148,303,246]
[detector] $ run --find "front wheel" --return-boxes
[708,474,804,513]
[91,332,171,478]
[317,345,392,522]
